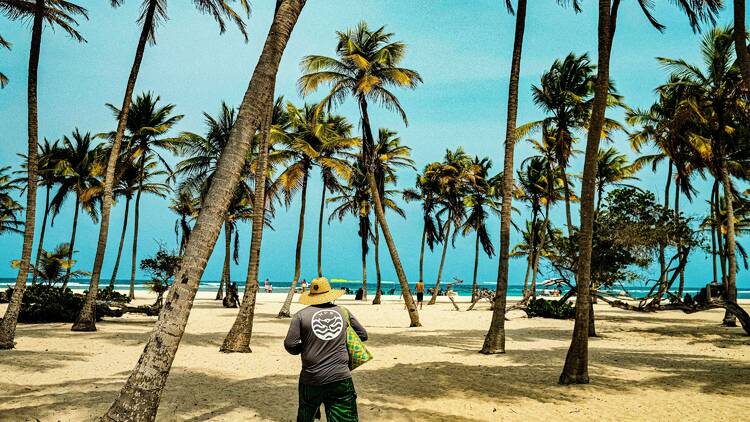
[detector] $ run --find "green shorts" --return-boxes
[297,377,358,422]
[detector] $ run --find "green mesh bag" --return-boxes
[340,307,372,369]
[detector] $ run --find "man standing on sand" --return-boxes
[415,280,425,310]
[284,277,368,422]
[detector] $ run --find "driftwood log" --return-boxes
[97,301,160,317]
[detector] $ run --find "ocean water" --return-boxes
[4,278,749,299]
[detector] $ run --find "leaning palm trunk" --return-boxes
[734,0,750,88]
[559,0,612,385]
[675,185,685,298]
[359,100,420,326]
[72,0,159,332]
[372,220,381,304]
[278,172,309,318]
[481,0,527,354]
[712,180,727,283]
[418,226,426,283]
[530,208,551,299]
[32,186,51,286]
[129,166,144,300]
[522,210,538,298]
[720,160,738,326]
[429,213,452,305]
[101,2,305,418]
[0,2,43,349]
[561,168,574,235]
[360,218,368,299]
[472,231,480,303]
[316,186,326,277]
[62,195,81,290]
[217,222,231,300]
[655,163,673,305]
[220,115,274,353]
[110,197,131,288]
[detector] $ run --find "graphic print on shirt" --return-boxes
[311,309,344,340]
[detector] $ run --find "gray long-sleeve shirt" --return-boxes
[284,303,368,385]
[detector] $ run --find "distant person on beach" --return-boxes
[268,283,273,293]
[355,287,363,301]
[264,278,270,292]
[301,279,308,293]
[415,280,424,309]
[284,277,367,422]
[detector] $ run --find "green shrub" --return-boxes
[523,298,576,319]
[2,284,110,323]
[96,286,131,303]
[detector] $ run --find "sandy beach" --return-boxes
[1,292,748,421]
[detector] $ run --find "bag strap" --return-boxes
[339,306,352,327]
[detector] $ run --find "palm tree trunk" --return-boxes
[0,0,42,349]
[316,186,325,277]
[710,188,718,285]
[102,1,305,416]
[129,177,143,300]
[360,217,368,300]
[531,207,552,299]
[734,0,750,88]
[72,0,159,333]
[372,219,382,304]
[278,170,309,318]
[481,0,526,355]
[720,160,738,326]
[429,213,452,305]
[110,196,131,288]
[562,169,574,235]
[559,0,612,385]
[522,210,538,298]
[418,225,426,283]
[472,231,480,303]
[62,194,81,290]
[675,184,685,298]
[220,109,275,353]
[359,99,419,326]
[713,180,727,283]
[656,161,673,304]
[217,222,231,300]
[32,185,51,286]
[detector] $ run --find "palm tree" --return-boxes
[482,0,582,355]
[409,165,443,292]
[0,34,10,88]
[109,157,169,290]
[30,139,62,285]
[51,129,102,289]
[315,115,356,279]
[299,21,423,326]
[0,166,23,235]
[328,162,373,301]
[76,0,251,334]
[103,1,305,415]
[0,0,88,350]
[594,147,639,211]
[426,148,473,305]
[220,96,293,354]
[168,188,198,255]
[660,26,749,325]
[103,93,182,300]
[460,157,500,302]
[370,128,414,304]
[276,102,354,317]
[559,0,719,385]
[23,243,89,287]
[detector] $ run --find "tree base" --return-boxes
[71,320,97,332]
[277,311,291,318]
[479,347,505,355]
[409,321,422,327]
[219,345,252,353]
[0,339,16,350]
[558,373,590,385]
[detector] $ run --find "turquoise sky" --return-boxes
[0,1,747,288]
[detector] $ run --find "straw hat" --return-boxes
[299,277,344,305]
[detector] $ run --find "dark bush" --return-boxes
[96,286,131,303]
[523,298,576,319]
[2,284,109,323]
